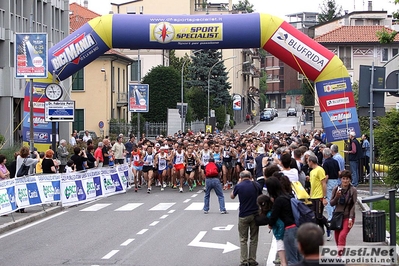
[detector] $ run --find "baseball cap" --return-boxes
[155,143,160,147]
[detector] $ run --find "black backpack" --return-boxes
[16,158,30,177]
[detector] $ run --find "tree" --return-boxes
[141,65,180,122]
[301,81,315,106]
[318,0,342,23]
[374,109,399,185]
[186,49,232,121]
[232,0,254,13]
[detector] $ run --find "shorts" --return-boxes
[276,239,285,251]
[174,164,185,171]
[201,165,206,171]
[235,162,242,167]
[158,168,167,174]
[132,165,143,171]
[222,161,233,169]
[142,166,153,173]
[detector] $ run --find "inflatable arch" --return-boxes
[25,13,360,144]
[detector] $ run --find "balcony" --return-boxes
[116,92,128,106]
[194,2,229,12]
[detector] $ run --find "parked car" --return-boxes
[263,108,276,118]
[260,110,274,121]
[273,108,278,117]
[287,108,297,117]
[78,130,98,140]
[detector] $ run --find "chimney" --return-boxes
[368,1,372,11]
[84,0,88,8]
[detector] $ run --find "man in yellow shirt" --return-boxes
[307,155,330,236]
[35,152,45,174]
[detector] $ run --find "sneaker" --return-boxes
[273,258,281,265]
[137,185,141,189]
[189,186,193,191]
[326,229,332,241]
[161,187,164,191]
[202,181,205,186]
[204,210,208,214]
[172,185,177,189]
[220,210,228,214]
[147,188,151,194]
[192,182,197,188]
[223,184,228,190]
[162,182,167,188]
[134,187,138,192]
[179,187,183,193]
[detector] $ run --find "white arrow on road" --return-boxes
[188,231,239,253]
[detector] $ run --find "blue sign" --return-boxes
[15,33,48,79]
[44,101,75,122]
[128,84,149,112]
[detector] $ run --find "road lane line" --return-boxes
[183,199,191,203]
[115,203,143,211]
[267,236,277,266]
[149,203,175,211]
[149,221,159,226]
[120,239,135,246]
[0,211,66,240]
[80,203,111,212]
[137,229,148,235]
[191,194,198,198]
[168,210,175,214]
[159,215,168,219]
[102,250,119,259]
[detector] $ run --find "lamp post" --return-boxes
[207,56,236,125]
[181,49,202,133]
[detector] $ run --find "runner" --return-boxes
[154,146,169,191]
[142,145,155,194]
[185,147,201,191]
[131,144,144,192]
[171,144,186,192]
[221,139,236,190]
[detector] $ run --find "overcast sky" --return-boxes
[70,0,396,20]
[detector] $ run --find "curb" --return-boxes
[356,196,399,259]
[0,205,63,235]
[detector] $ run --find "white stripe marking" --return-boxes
[115,203,143,211]
[137,229,148,235]
[185,202,203,210]
[191,194,198,198]
[267,236,277,266]
[149,203,175,211]
[225,202,240,210]
[80,203,111,212]
[197,190,202,194]
[120,239,135,246]
[102,250,119,259]
[0,211,66,240]
[183,199,191,203]
[150,221,159,226]
[159,215,168,219]
[168,210,175,214]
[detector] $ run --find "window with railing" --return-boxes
[338,46,352,69]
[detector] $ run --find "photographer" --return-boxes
[70,147,88,172]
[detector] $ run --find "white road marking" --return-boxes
[188,231,240,253]
[159,215,168,219]
[184,202,239,211]
[149,203,175,211]
[267,236,277,266]
[191,194,198,198]
[115,203,143,211]
[80,203,111,212]
[0,211,67,240]
[149,221,159,226]
[225,202,240,210]
[183,199,191,203]
[120,239,135,246]
[168,210,175,214]
[137,229,148,235]
[102,250,119,259]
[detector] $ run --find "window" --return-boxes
[381,48,389,62]
[131,60,141,82]
[72,69,84,91]
[393,48,399,58]
[338,46,352,69]
[73,109,84,132]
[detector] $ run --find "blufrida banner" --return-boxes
[0,164,130,215]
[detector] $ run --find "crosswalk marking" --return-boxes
[150,203,175,211]
[183,199,191,203]
[80,203,111,212]
[159,215,168,219]
[115,203,143,211]
[184,202,239,211]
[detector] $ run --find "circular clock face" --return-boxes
[45,83,63,101]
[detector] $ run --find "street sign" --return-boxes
[99,121,104,128]
[44,101,75,122]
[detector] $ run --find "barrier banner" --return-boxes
[0,179,17,215]
[37,174,61,203]
[116,164,130,191]
[15,176,43,208]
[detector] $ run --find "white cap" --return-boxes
[155,143,160,147]
[350,131,356,137]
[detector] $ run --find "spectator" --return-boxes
[86,145,96,169]
[41,149,57,174]
[330,170,357,253]
[230,170,263,266]
[265,176,302,264]
[65,159,75,173]
[102,138,111,167]
[69,132,77,146]
[0,154,10,179]
[344,131,362,187]
[94,142,104,168]
[82,130,92,143]
[15,146,39,178]
[203,158,227,214]
[112,136,126,165]
[70,147,87,172]
[361,134,370,182]
[291,223,344,266]
[8,152,19,179]
[280,153,299,182]
[57,139,69,173]
[330,145,345,175]
[125,135,136,164]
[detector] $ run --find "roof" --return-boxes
[102,49,134,62]
[69,2,100,32]
[314,26,399,43]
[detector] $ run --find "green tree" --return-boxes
[232,0,254,13]
[318,0,342,23]
[186,87,207,121]
[374,110,399,185]
[141,65,180,122]
[301,81,315,106]
[187,49,232,120]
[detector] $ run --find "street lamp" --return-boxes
[207,56,236,125]
[181,50,202,133]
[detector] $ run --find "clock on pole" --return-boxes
[45,83,63,101]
